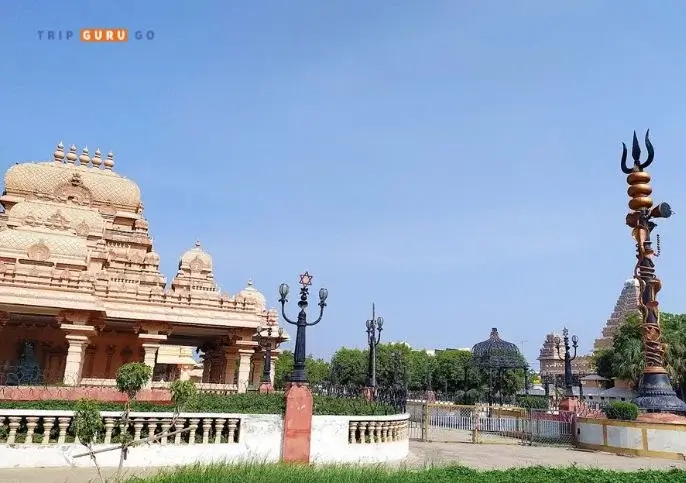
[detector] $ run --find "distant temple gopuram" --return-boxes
[0,142,285,392]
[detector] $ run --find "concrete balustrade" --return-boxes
[0,410,242,446]
[0,409,410,467]
[310,414,410,464]
[348,419,408,444]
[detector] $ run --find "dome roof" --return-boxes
[4,144,141,210]
[471,327,524,369]
[179,240,213,272]
[238,279,266,310]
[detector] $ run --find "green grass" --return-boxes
[129,463,686,483]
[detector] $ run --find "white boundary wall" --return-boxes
[0,410,410,468]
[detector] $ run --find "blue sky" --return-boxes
[2,1,686,369]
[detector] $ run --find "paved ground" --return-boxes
[403,441,686,471]
[0,441,684,482]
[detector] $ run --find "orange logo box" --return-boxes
[80,28,129,42]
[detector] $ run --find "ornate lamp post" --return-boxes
[620,130,686,413]
[365,303,383,390]
[554,328,578,398]
[255,325,285,392]
[278,271,328,384]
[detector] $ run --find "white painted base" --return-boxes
[0,443,281,468]
[577,418,686,460]
[0,412,410,468]
[310,415,410,464]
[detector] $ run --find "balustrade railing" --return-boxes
[0,410,241,446]
[347,419,408,444]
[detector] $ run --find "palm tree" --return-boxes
[662,313,686,399]
[611,338,644,388]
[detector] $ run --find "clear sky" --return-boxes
[1,1,686,369]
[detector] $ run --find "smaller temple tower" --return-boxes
[538,332,591,379]
[593,279,640,352]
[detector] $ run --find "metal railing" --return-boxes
[407,402,575,445]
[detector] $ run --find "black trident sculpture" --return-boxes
[278,272,328,383]
[620,130,686,413]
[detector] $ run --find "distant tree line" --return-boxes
[274,342,532,404]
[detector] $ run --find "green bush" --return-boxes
[116,362,152,398]
[603,401,639,420]
[72,399,103,445]
[0,392,397,416]
[170,380,197,411]
[516,396,549,410]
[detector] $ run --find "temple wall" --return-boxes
[0,325,148,383]
[0,325,67,384]
[83,333,144,379]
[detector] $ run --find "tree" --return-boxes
[661,313,686,399]
[274,350,332,388]
[330,347,367,386]
[274,350,294,389]
[432,349,475,393]
[375,343,412,388]
[406,349,435,391]
[305,356,331,386]
[592,348,614,382]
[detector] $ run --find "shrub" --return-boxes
[72,399,103,445]
[170,380,197,411]
[516,396,549,410]
[0,392,398,416]
[603,401,639,420]
[115,362,152,398]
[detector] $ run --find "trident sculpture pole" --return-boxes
[621,130,686,413]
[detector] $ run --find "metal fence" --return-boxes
[309,383,408,415]
[406,401,575,445]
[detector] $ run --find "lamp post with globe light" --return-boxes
[278,271,328,384]
[255,325,285,393]
[554,328,578,398]
[365,303,383,392]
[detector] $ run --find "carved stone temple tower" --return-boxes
[593,279,640,352]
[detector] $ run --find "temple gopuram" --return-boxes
[538,279,640,381]
[537,332,592,381]
[592,279,640,351]
[0,142,286,392]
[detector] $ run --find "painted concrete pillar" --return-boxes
[270,356,278,386]
[223,351,237,385]
[141,343,160,388]
[236,349,253,393]
[63,334,89,386]
[252,355,265,386]
[179,364,193,381]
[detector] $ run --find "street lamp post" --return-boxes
[255,325,284,391]
[620,130,686,413]
[365,303,383,391]
[278,271,328,384]
[554,328,578,398]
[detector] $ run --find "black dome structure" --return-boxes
[471,328,529,404]
[472,327,523,370]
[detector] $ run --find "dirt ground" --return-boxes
[0,441,684,482]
